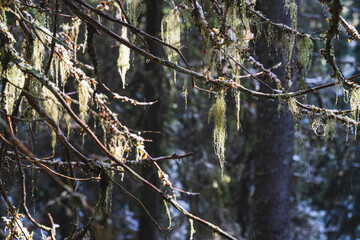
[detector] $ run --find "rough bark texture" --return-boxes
[138,0,163,239]
[253,1,295,239]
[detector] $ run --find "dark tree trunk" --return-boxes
[253,1,294,239]
[138,1,163,240]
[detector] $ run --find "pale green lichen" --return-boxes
[59,47,71,88]
[163,200,172,229]
[324,118,336,140]
[43,87,61,152]
[78,80,90,122]
[287,98,299,117]
[161,8,181,82]
[183,79,188,110]
[285,0,297,30]
[117,26,131,89]
[189,218,196,240]
[127,0,141,24]
[109,134,126,160]
[71,18,81,61]
[297,34,314,77]
[209,91,227,177]
[350,88,360,135]
[5,65,25,114]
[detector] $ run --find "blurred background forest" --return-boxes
[2,0,360,239]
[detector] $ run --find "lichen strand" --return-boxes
[109,134,126,160]
[5,65,25,114]
[71,18,81,61]
[350,88,360,135]
[78,80,90,122]
[210,91,227,177]
[29,31,45,98]
[43,87,61,151]
[297,35,314,78]
[127,0,141,24]
[287,98,299,118]
[161,8,181,64]
[285,0,298,30]
[117,26,131,89]
[183,79,188,110]
[59,45,71,88]
[324,118,336,140]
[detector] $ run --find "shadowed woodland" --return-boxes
[2,0,360,239]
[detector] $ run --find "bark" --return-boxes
[138,1,163,239]
[253,1,295,239]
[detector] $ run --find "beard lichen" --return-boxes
[287,98,299,118]
[183,79,188,110]
[161,8,181,81]
[209,91,227,177]
[43,87,62,152]
[109,134,127,161]
[78,79,90,122]
[297,34,314,79]
[350,88,360,135]
[324,118,336,140]
[117,26,131,89]
[5,65,25,114]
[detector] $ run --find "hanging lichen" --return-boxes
[78,79,90,122]
[287,98,299,117]
[285,0,297,30]
[297,34,314,78]
[232,53,242,131]
[5,65,25,114]
[117,26,130,89]
[43,87,61,152]
[127,0,141,24]
[163,200,172,229]
[189,218,196,240]
[324,118,336,140]
[350,88,360,135]
[161,8,181,81]
[29,23,45,98]
[208,91,227,177]
[71,18,81,61]
[109,134,126,160]
[183,79,188,110]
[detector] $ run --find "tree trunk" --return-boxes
[138,1,163,240]
[253,1,294,239]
